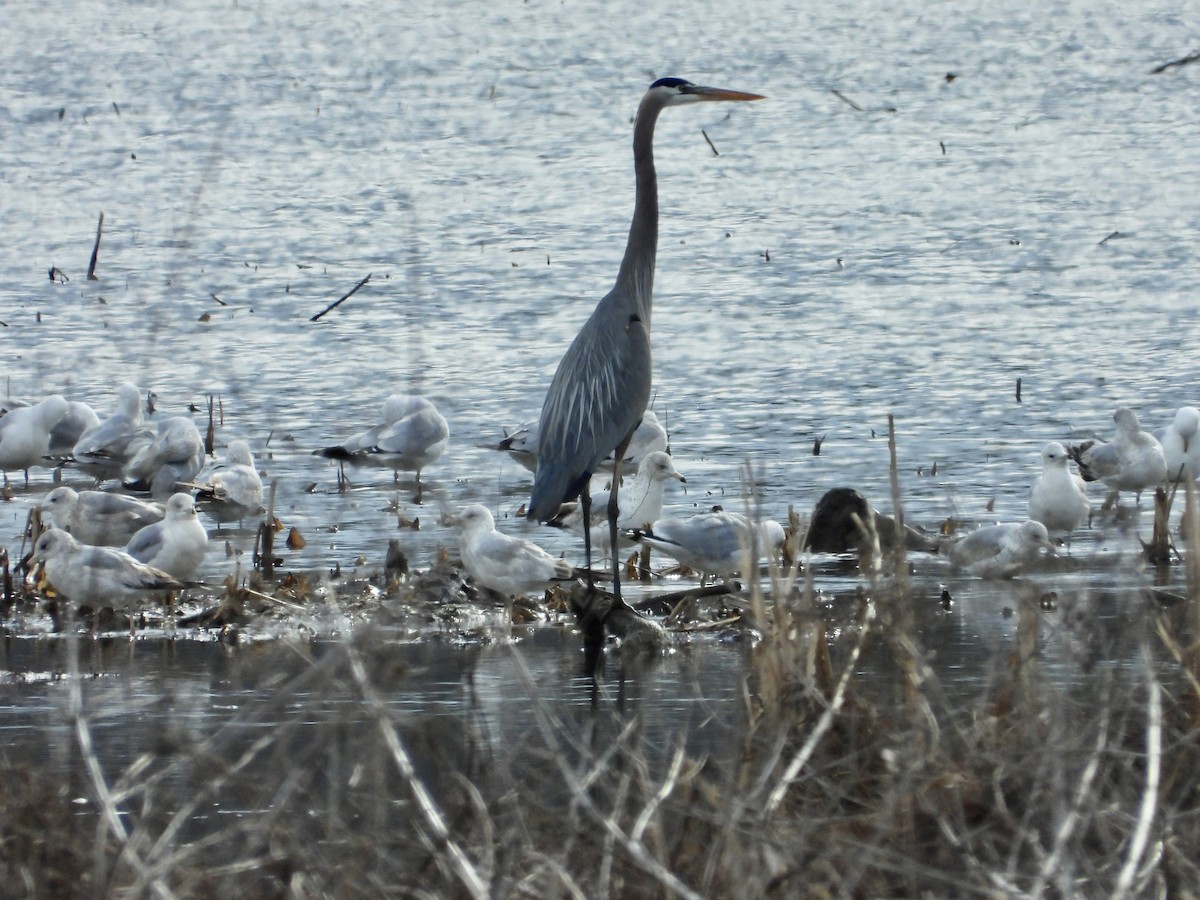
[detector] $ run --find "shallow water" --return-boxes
[1,0,1198,772]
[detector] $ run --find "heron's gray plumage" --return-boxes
[527,78,762,523]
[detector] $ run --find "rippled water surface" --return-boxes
[2,0,1199,756]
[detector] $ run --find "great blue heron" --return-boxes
[526,77,763,618]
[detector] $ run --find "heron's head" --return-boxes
[648,77,765,107]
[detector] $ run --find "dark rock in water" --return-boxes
[803,487,938,554]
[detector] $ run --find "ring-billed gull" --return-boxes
[30,527,182,609]
[1070,408,1167,504]
[126,493,209,581]
[626,510,786,585]
[47,400,100,458]
[1029,442,1090,539]
[945,520,1052,579]
[123,416,205,497]
[72,383,152,483]
[492,410,668,475]
[316,394,449,498]
[42,486,165,547]
[1161,406,1200,482]
[0,394,68,484]
[190,440,264,524]
[550,450,685,558]
[456,504,575,599]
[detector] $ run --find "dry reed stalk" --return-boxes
[884,414,937,743]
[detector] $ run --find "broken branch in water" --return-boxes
[1151,50,1200,74]
[87,212,104,281]
[830,89,864,112]
[310,272,372,322]
[700,128,719,156]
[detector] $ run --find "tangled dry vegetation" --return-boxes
[4,483,1200,898]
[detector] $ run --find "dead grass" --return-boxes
[4,479,1200,896]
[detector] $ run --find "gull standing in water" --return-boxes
[1028,441,1090,542]
[47,400,100,458]
[1070,408,1167,505]
[126,493,209,581]
[42,486,165,547]
[627,510,786,586]
[524,77,763,652]
[317,394,449,500]
[456,504,575,599]
[493,409,669,476]
[0,394,68,484]
[72,383,152,483]
[30,527,182,610]
[190,440,264,525]
[123,416,206,497]
[550,450,685,560]
[1161,406,1200,482]
[945,520,1052,579]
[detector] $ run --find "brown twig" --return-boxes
[700,128,719,156]
[310,272,372,322]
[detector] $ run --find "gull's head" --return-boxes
[1018,520,1052,550]
[456,504,495,533]
[31,527,77,563]
[640,450,686,484]
[1113,407,1140,433]
[42,486,78,516]
[225,440,255,467]
[118,383,144,418]
[165,493,198,520]
[38,395,70,429]
[1174,407,1200,446]
[1041,441,1070,468]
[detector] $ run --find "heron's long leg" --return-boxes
[580,483,594,590]
[606,429,636,610]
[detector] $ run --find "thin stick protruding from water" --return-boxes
[310,272,372,321]
[86,212,104,281]
[831,89,864,111]
[204,395,216,456]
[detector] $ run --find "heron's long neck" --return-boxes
[614,97,663,324]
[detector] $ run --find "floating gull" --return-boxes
[1161,406,1200,482]
[0,394,68,482]
[317,394,449,496]
[550,450,685,558]
[127,493,209,581]
[42,486,165,547]
[30,527,181,609]
[945,520,1052,579]
[190,440,264,524]
[72,383,152,483]
[627,510,786,585]
[1070,408,1167,504]
[491,410,668,475]
[1029,441,1090,539]
[123,415,205,497]
[456,504,575,599]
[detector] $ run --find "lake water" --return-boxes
[1,0,1198,786]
